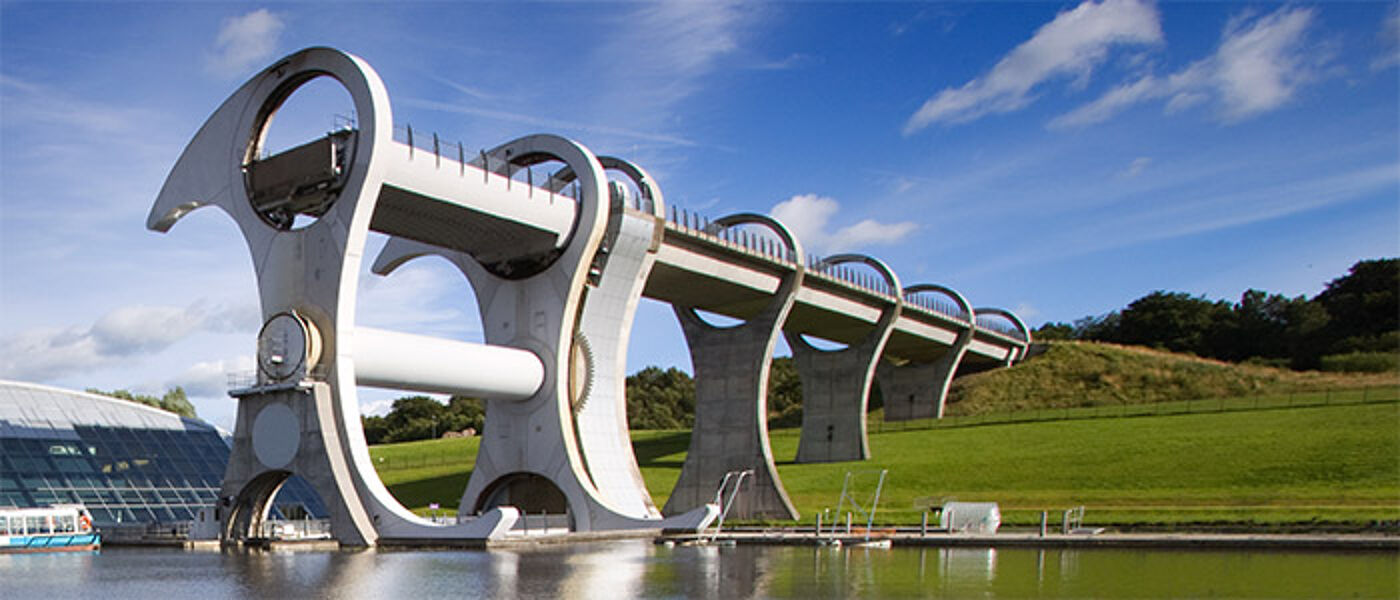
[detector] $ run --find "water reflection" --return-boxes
[1,541,1395,599]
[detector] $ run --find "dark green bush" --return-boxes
[1319,352,1400,374]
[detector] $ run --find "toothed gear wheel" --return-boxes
[570,331,595,415]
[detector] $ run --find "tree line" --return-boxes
[361,395,486,445]
[85,387,197,418]
[362,359,809,443]
[1034,258,1398,371]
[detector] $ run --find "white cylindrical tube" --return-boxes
[354,327,544,400]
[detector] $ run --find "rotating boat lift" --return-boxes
[146,47,1029,546]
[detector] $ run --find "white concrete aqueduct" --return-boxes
[146,48,1030,546]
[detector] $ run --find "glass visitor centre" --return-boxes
[0,380,324,527]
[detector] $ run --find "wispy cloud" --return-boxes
[968,161,1398,276]
[423,73,500,102]
[1052,7,1319,128]
[206,8,285,78]
[399,98,698,148]
[1122,156,1152,177]
[904,0,1161,132]
[356,244,482,341]
[1375,4,1400,71]
[584,2,750,142]
[0,75,152,135]
[770,194,917,256]
[749,53,812,71]
[0,302,257,382]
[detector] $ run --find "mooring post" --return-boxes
[921,512,928,537]
[816,513,822,537]
[1039,511,1048,537]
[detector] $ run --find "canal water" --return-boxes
[3,541,1395,598]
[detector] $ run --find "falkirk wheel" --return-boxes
[147,47,717,545]
[147,47,1030,546]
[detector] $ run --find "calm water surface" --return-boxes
[3,541,1396,599]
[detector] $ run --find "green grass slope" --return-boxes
[372,402,1400,529]
[943,341,1396,416]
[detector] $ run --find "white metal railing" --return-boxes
[666,206,797,264]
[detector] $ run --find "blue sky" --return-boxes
[2,1,1396,429]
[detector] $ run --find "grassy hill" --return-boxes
[941,341,1395,416]
[366,341,1398,530]
[371,402,1400,530]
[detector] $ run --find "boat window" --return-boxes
[0,515,8,535]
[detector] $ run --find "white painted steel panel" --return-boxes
[793,287,883,324]
[381,141,576,242]
[892,316,961,346]
[653,244,782,294]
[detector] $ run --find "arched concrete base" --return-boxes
[876,331,970,421]
[787,254,901,464]
[665,305,800,521]
[788,334,878,463]
[221,383,376,546]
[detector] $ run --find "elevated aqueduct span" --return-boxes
[147,48,1030,546]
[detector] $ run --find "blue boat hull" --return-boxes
[0,533,101,553]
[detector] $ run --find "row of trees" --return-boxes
[86,387,198,418]
[1035,258,1398,370]
[624,357,808,431]
[364,357,811,444]
[361,395,486,445]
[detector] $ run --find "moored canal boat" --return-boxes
[0,504,101,553]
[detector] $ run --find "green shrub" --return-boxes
[1319,351,1400,373]
[1242,356,1291,369]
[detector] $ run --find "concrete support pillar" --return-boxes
[787,255,901,463]
[878,284,976,421]
[220,383,376,546]
[664,214,804,521]
[876,329,972,421]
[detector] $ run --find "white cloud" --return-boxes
[206,9,285,78]
[1052,7,1318,128]
[770,194,917,256]
[166,355,255,398]
[0,302,255,382]
[904,0,1161,132]
[359,397,397,418]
